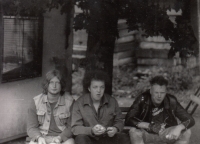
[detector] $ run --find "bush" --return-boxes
[112,65,200,102]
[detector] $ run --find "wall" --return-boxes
[0,8,68,141]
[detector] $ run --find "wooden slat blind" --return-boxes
[3,16,38,73]
[2,16,42,82]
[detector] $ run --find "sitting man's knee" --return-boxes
[63,138,75,144]
[182,129,191,139]
[129,128,144,144]
[129,127,143,137]
[184,129,191,136]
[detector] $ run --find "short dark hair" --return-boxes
[150,75,168,86]
[42,70,66,95]
[83,70,110,93]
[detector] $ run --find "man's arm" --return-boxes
[175,99,195,129]
[71,101,93,136]
[112,98,124,132]
[125,95,144,127]
[164,98,195,140]
[137,122,150,129]
[165,124,186,140]
[59,100,75,142]
[27,100,42,141]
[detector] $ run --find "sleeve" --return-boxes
[27,100,42,141]
[174,100,195,129]
[112,98,124,132]
[125,95,143,127]
[59,100,75,142]
[71,101,93,136]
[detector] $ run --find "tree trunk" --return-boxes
[86,32,115,95]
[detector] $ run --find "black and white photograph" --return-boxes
[0,0,200,144]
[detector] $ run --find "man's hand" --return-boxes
[166,125,185,140]
[38,137,46,144]
[106,127,118,137]
[52,136,62,144]
[137,122,150,129]
[92,124,106,136]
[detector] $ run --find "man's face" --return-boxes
[48,76,61,96]
[88,80,105,102]
[150,84,167,106]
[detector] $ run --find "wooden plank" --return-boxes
[115,50,135,60]
[137,58,173,66]
[135,49,169,59]
[114,57,135,66]
[72,54,86,59]
[142,36,171,43]
[119,29,138,37]
[73,50,86,55]
[140,42,171,49]
[120,107,130,112]
[115,42,138,53]
[115,35,135,44]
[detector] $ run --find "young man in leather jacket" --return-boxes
[125,75,195,144]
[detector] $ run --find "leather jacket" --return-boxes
[125,90,195,129]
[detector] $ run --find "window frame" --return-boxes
[0,13,43,83]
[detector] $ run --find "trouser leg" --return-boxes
[174,129,191,144]
[129,127,145,144]
[75,134,96,144]
[99,133,131,144]
[114,133,131,144]
[129,127,169,144]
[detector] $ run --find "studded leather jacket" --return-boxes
[125,90,195,129]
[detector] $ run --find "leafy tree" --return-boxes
[1,0,197,94]
[1,0,72,16]
[73,0,197,94]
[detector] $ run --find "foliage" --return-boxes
[112,64,199,102]
[1,0,197,58]
[74,0,197,58]
[73,0,120,42]
[1,0,72,16]
[124,0,197,58]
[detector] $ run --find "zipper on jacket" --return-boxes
[142,109,148,121]
[172,110,176,119]
[140,109,145,117]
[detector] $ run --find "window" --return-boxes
[1,16,43,82]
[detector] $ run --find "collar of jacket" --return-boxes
[83,93,109,106]
[42,94,66,105]
[144,90,170,110]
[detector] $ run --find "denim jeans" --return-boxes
[129,126,191,144]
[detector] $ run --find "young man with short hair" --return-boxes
[71,70,130,144]
[125,75,195,144]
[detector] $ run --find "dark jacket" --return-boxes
[71,93,124,136]
[125,90,195,129]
